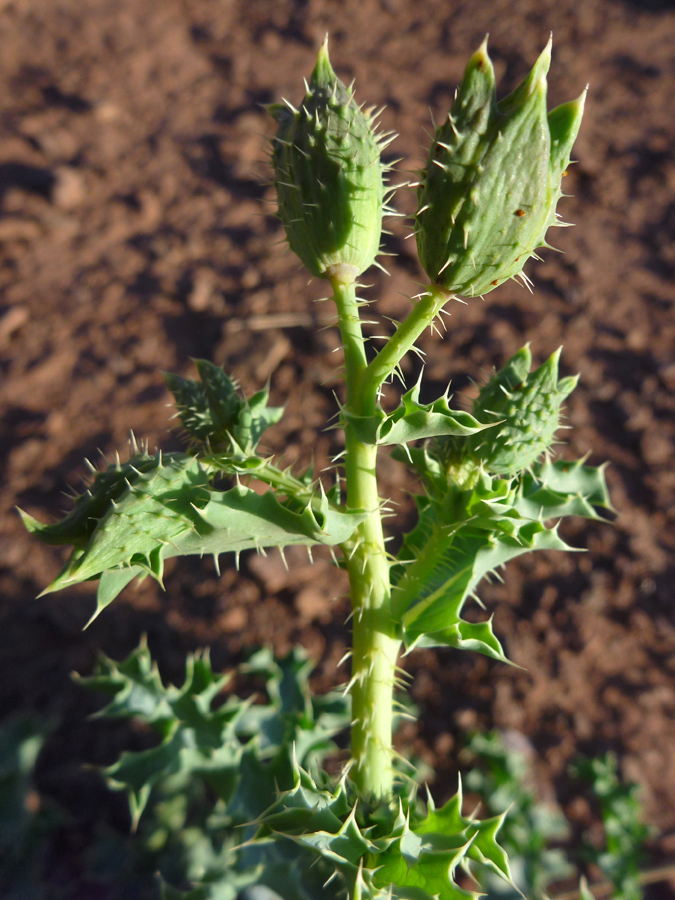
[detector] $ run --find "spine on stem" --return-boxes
[269,35,401,800]
[330,270,400,800]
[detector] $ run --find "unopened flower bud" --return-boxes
[416,37,585,297]
[270,39,385,281]
[468,346,578,474]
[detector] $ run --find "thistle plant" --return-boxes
[22,37,611,900]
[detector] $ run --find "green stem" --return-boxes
[330,270,400,800]
[361,283,451,396]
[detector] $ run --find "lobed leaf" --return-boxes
[391,459,609,656]
[165,359,283,456]
[526,456,612,511]
[258,763,514,900]
[344,382,492,447]
[23,452,365,617]
[80,641,350,834]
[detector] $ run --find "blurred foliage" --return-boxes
[462,729,573,897]
[573,753,650,900]
[0,666,652,900]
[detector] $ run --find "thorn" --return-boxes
[437,255,454,275]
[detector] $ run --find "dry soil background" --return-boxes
[1,0,675,896]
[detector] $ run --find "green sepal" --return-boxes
[548,93,586,195]
[164,359,283,455]
[344,381,493,446]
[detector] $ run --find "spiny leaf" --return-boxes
[390,464,606,655]
[165,359,283,455]
[99,662,249,826]
[258,763,513,900]
[18,450,164,548]
[77,635,192,724]
[24,452,366,613]
[344,380,494,446]
[415,784,512,884]
[573,753,649,900]
[80,641,350,833]
[526,456,612,511]
[236,647,351,764]
[463,730,573,896]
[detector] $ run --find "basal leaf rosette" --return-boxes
[257,763,514,900]
[270,39,386,281]
[416,37,585,296]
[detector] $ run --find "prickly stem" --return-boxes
[362,283,452,395]
[331,268,400,798]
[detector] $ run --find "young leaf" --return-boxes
[344,382,492,446]
[527,456,612,512]
[165,360,284,456]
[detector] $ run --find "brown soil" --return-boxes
[1,0,674,896]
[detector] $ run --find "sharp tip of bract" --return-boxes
[471,34,491,70]
[532,39,553,91]
[16,506,36,529]
[312,33,335,85]
[541,32,553,65]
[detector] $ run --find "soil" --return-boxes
[1,0,675,896]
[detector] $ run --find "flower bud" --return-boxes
[270,39,385,281]
[468,345,578,474]
[416,37,585,297]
